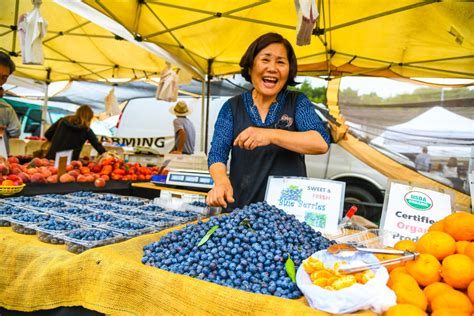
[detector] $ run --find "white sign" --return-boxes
[380,180,453,244]
[54,150,73,169]
[265,176,345,234]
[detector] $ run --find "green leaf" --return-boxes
[285,254,296,283]
[197,225,219,247]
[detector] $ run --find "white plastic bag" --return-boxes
[296,250,396,314]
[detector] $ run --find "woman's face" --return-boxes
[250,43,289,99]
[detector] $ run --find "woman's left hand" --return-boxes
[233,127,271,150]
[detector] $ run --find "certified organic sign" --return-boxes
[265,176,345,234]
[381,181,452,244]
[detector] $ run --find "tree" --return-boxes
[290,80,327,103]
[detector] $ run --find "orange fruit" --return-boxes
[443,212,474,241]
[385,304,427,316]
[430,289,473,314]
[423,282,453,303]
[390,273,428,311]
[394,239,417,252]
[464,242,474,261]
[440,254,473,289]
[388,270,418,288]
[456,240,471,254]
[428,220,445,232]
[376,247,406,272]
[431,309,471,316]
[467,281,474,303]
[390,266,408,276]
[416,231,456,260]
[405,254,441,287]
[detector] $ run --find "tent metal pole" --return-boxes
[40,68,51,138]
[200,80,205,152]
[204,59,213,154]
[11,0,20,53]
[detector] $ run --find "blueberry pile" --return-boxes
[140,205,166,213]
[190,201,208,207]
[29,200,66,209]
[54,207,92,216]
[81,212,118,223]
[142,202,334,298]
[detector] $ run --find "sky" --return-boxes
[300,76,474,98]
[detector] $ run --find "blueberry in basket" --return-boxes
[69,191,97,198]
[189,201,208,207]
[108,220,148,231]
[114,199,146,207]
[81,212,119,223]
[30,200,66,209]
[140,205,167,213]
[65,228,122,253]
[164,210,198,218]
[142,202,335,299]
[114,209,146,217]
[41,194,67,200]
[91,203,123,211]
[11,213,51,234]
[53,206,92,216]
[4,196,41,204]
[0,204,28,226]
[67,198,96,205]
[96,194,122,202]
[37,219,81,244]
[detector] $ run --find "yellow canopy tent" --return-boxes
[79,0,473,80]
[77,0,473,209]
[0,0,198,82]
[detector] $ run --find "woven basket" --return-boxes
[0,184,26,196]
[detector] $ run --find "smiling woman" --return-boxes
[206,32,331,211]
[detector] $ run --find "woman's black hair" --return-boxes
[239,32,297,88]
[0,52,16,74]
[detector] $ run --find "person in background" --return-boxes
[45,105,106,160]
[207,32,330,210]
[169,100,196,154]
[414,146,431,172]
[443,157,463,190]
[0,52,21,155]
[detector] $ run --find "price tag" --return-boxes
[55,150,73,176]
[380,180,453,244]
[265,176,345,234]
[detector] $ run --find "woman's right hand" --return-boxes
[206,182,235,208]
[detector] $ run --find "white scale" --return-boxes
[165,168,214,189]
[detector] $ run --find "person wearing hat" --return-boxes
[169,100,196,155]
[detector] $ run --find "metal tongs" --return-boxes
[327,243,419,274]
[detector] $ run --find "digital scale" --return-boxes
[163,169,214,189]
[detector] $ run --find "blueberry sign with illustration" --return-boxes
[265,176,345,234]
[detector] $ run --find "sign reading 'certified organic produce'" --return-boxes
[380,180,453,244]
[265,176,345,234]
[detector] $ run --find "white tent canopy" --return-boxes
[371,106,474,158]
